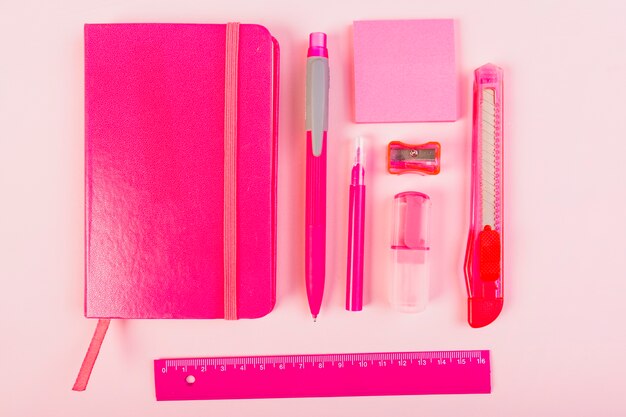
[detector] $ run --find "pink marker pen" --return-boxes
[305,33,329,320]
[346,137,365,311]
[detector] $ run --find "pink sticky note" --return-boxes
[353,19,458,123]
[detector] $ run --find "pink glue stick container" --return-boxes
[390,192,431,313]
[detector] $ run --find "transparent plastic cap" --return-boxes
[390,192,431,313]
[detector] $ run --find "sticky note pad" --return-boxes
[353,19,458,123]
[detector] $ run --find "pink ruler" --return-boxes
[154,350,490,400]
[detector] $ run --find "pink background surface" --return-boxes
[1,0,625,416]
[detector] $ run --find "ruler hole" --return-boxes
[185,375,196,385]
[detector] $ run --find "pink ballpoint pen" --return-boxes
[305,33,329,321]
[346,137,365,311]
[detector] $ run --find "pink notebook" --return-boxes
[84,23,279,319]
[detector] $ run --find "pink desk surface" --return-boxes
[1,1,625,416]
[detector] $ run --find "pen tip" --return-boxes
[312,315,317,322]
[354,136,365,166]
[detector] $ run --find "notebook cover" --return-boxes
[353,19,458,123]
[84,23,278,319]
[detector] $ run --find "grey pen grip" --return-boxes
[305,57,329,157]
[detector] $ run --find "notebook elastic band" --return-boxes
[224,22,240,320]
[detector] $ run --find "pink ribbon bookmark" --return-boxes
[72,319,110,391]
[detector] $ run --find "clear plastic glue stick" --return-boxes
[390,192,431,313]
